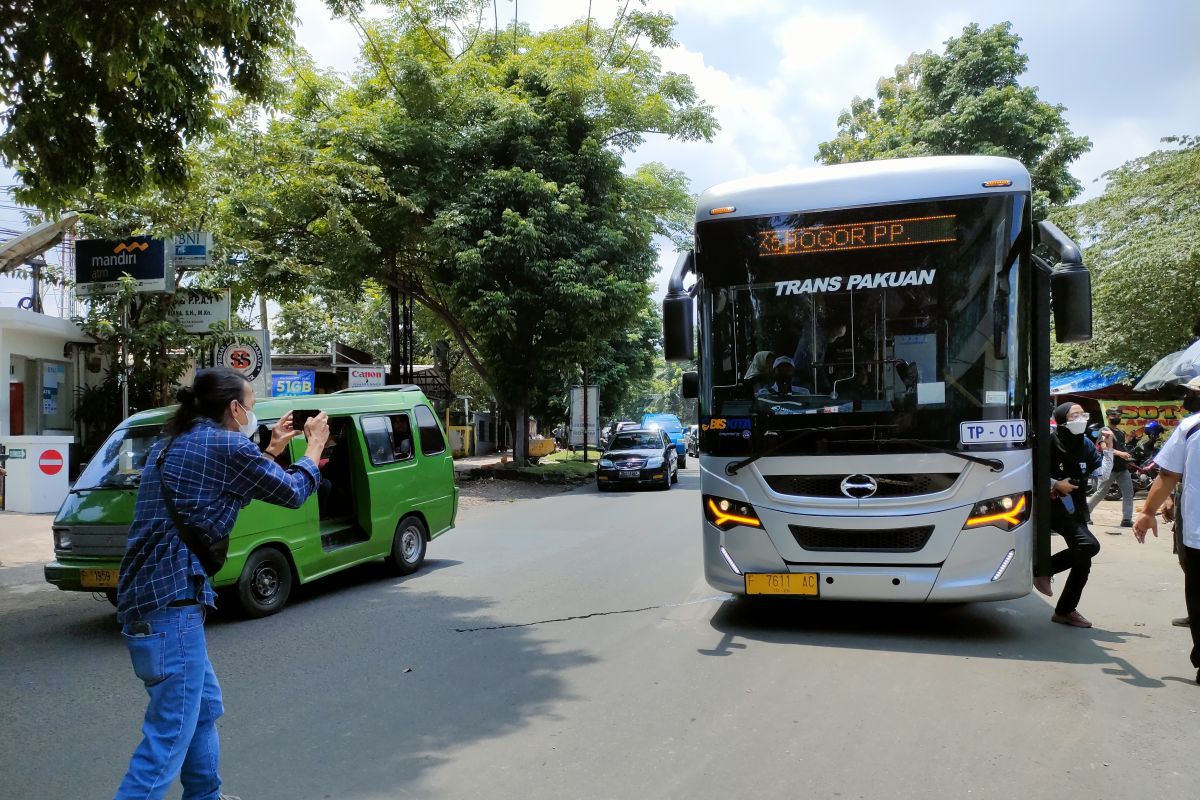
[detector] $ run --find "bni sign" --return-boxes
[173,231,213,268]
[75,237,173,295]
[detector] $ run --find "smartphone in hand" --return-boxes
[292,409,320,433]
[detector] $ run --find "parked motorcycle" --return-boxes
[1087,458,1156,500]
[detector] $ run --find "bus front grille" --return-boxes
[765,473,958,498]
[789,524,934,553]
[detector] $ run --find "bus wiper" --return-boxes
[724,425,889,476]
[846,438,1005,472]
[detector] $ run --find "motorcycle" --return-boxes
[1087,458,1156,500]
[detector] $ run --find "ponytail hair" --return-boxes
[164,367,251,437]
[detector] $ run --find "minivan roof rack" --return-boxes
[334,384,423,394]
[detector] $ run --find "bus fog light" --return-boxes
[991,549,1016,581]
[964,493,1029,531]
[719,546,743,575]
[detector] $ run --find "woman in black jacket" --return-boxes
[1034,403,1104,627]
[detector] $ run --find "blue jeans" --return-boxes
[114,605,223,800]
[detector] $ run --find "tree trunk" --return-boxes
[513,403,528,465]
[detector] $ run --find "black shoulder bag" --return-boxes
[156,438,229,576]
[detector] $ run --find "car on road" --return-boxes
[43,385,458,618]
[641,413,688,468]
[596,428,679,491]
[600,419,639,449]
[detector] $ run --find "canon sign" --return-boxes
[348,368,386,388]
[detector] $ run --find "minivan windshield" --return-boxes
[73,425,162,491]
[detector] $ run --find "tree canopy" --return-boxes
[1051,136,1200,375]
[815,22,1091,216]
[0,0,296,209]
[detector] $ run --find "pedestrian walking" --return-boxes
[1087,407,1135,527]
[1033,403,1103,628]
[113,368,329,800]
[1132,375,1200,683]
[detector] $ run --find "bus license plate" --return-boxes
[619,470,640,478]
[960,419,1026,445]
[81,569,118,589]
[745,573,819,596]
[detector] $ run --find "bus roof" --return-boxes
[121,387,434,427]
[696,155,1031,223]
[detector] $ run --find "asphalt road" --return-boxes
[1,472,1197,800]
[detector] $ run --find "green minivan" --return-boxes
[43,385,458,617]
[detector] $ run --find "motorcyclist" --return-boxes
[1132,420,1165,465]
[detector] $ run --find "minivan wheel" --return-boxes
[104,590,118,607]
[677,453,687,469]
[237,547,293,618]
[387,515,428,575]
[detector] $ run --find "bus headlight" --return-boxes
[704,495,763,531]
[964,492,1029,531]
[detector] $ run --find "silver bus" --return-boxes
[663,156,1092,601]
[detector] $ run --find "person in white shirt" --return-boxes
[1132,375,1200,684]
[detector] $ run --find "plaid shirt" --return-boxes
[116,418,319,624]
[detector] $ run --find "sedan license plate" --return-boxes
[745,572,819,596]
[81,568,118,589]
[619,469,640,478]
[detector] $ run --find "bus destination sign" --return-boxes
[757,214,957,257]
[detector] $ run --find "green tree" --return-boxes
[222,2,714,463]
[0,1,299,209]
[1050,136,1200,375]
[816,22,1091,216]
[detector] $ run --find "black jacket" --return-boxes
[1051,435,1103,521]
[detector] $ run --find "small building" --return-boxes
[1,308,92,511]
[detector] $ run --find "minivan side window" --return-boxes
[414,405,446,456]
[361,414,416,466]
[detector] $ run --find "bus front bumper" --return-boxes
[703,522,1032,603]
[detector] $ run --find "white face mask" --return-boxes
[236,401,258,439]
[1065,418,1088,436]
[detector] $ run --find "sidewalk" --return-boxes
[0,511,54,568]
[453,451,514,473]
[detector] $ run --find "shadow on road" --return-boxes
[702,594,1164,688]
[0,560,595,799]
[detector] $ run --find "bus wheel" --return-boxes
[387,515,428,575]
[237,547,293,618]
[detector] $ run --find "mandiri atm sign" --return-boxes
[75,236,173,296]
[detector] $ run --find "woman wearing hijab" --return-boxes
[1033,403,1104,627]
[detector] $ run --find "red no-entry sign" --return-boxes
[39,449,64,475]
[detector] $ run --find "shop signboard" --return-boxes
[171,288,231,333]
[75,236,173,295]
[215,330,272,398]
[569,385,600,447]
[1098,400,1186,438]
[272,370,316,397]
[348,367,386,388]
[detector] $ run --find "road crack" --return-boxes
[454,594,728,632]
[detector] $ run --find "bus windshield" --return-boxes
[697,194,1028,454]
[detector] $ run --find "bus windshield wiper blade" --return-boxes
[846,438,1005,472]
[724,424,890,476]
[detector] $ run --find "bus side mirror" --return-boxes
[1037,220,1093,344]
[663,251,697,362]
[682,371,699,399]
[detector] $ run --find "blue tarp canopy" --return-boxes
[1050,368,1129,394]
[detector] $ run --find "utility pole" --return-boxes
[582,366,589,463]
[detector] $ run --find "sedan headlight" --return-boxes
[645,456,664,468]
[598,458,613,468]
[53,528,72,550]
[963,492,1029,531]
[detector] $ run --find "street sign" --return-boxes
[75,236,173,295]
[272,370,316,397]
[38,449,64,476]
[215,330,273,398]
[7,448,26,459]
[172,231,214,268]
[348,367,386,388]
[569,385,600,447]
[171,288,231,334]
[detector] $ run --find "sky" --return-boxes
[3,0,1198,310]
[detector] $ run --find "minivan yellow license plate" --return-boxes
[81,569,118,589]
[745,572,819,596]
